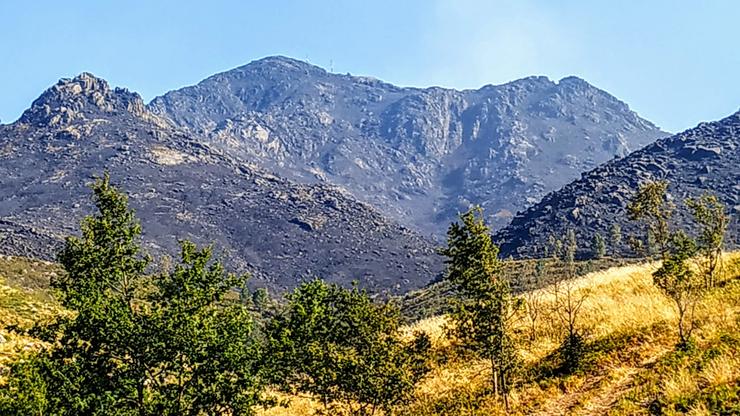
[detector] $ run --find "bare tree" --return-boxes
[521,259,549,343]
[550,277,591,372]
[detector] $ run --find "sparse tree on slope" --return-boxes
[547,230,590,373]
[440,207,521,411]
[686,194,729,288]
[652,231,702,347]
[609,223,622,256]
[522,260,547,343]
[591,232,606,260]
[627,180,674,260]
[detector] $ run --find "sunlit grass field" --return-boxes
[2,253,739,415]
[264,252,740,415]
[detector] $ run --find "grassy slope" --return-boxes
[265,253,740,416]
[399,256,638,322]
[0,255,62,367]
[1,254,739,415]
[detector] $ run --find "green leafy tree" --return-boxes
[591,233,606,260]
[0,174,270,415]
[685,194,728,288]
[546,234,563,260]
[145,241,269,415]
[652,231,702,347]
[0,354,51,416]
[627,180,674,259]
[440,207,521,410]
[268,279,430,416]
[609,223,622,256]
[252,287,271,311]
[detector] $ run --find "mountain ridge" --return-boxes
[494,109,740,258]
[0,72,443,293]
[149,56,667,236]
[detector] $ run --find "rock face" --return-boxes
[494,111,740,258]
[0,73,442,293]
[149,56,666,236]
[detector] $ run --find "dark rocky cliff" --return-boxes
[494,110,740,258]
[0,73,442,293]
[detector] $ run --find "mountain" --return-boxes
[149,56,667,236]
[494,110,740,258]
[0,73,442,293]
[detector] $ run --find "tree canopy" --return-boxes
[0,174,270,416]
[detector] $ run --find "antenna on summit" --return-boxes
[330,59,334,73]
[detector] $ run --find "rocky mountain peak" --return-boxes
[208,55,332,88]
[19,72,148,127]
[249,55,325,72]
[148,57,667,235]
[557,75,591,88]
[1,72,444,293]
[498,75,555,90]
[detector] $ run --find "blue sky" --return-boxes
[1,0,738,132]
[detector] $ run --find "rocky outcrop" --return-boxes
[494,111,740,258]
[19,73,163,127]
[149,56,667,236]
[0,74,442,293]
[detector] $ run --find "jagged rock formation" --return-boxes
[149,56,666,236]
[495,111,740,258]
[0,73,442,293]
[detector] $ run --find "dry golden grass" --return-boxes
[662,367,698,403]
[699,355,740,387]
[258,253,740,415]
[0,256,64,373]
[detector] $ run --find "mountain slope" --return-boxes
[149,56,666,235]
[0,73,442,293]
[495,110,740,258]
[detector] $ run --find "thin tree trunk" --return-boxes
[678,304,686,345]
[501,372,509,412]
[491,359,499,397]
[138,380,146,416]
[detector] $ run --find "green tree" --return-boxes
[268,279,430,415]
[0,354,51,416]
[440,207,521,410]
[252,287,271,311]
[609,223,622,256]
[627,180,674,259]
[0,174,269,415]
[591,233,606,260]
[685,194,728,288]
[145,241,269,415]
[564,229,577,266]
[652,231,702,347]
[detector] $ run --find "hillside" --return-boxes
[149,56,666,235]
[496,110,740,258]
[2,253,739,415]
[0,73,442,293]
[263,253,740,415]
[0,256,61,367]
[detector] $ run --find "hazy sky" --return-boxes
[1,0,738,132]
